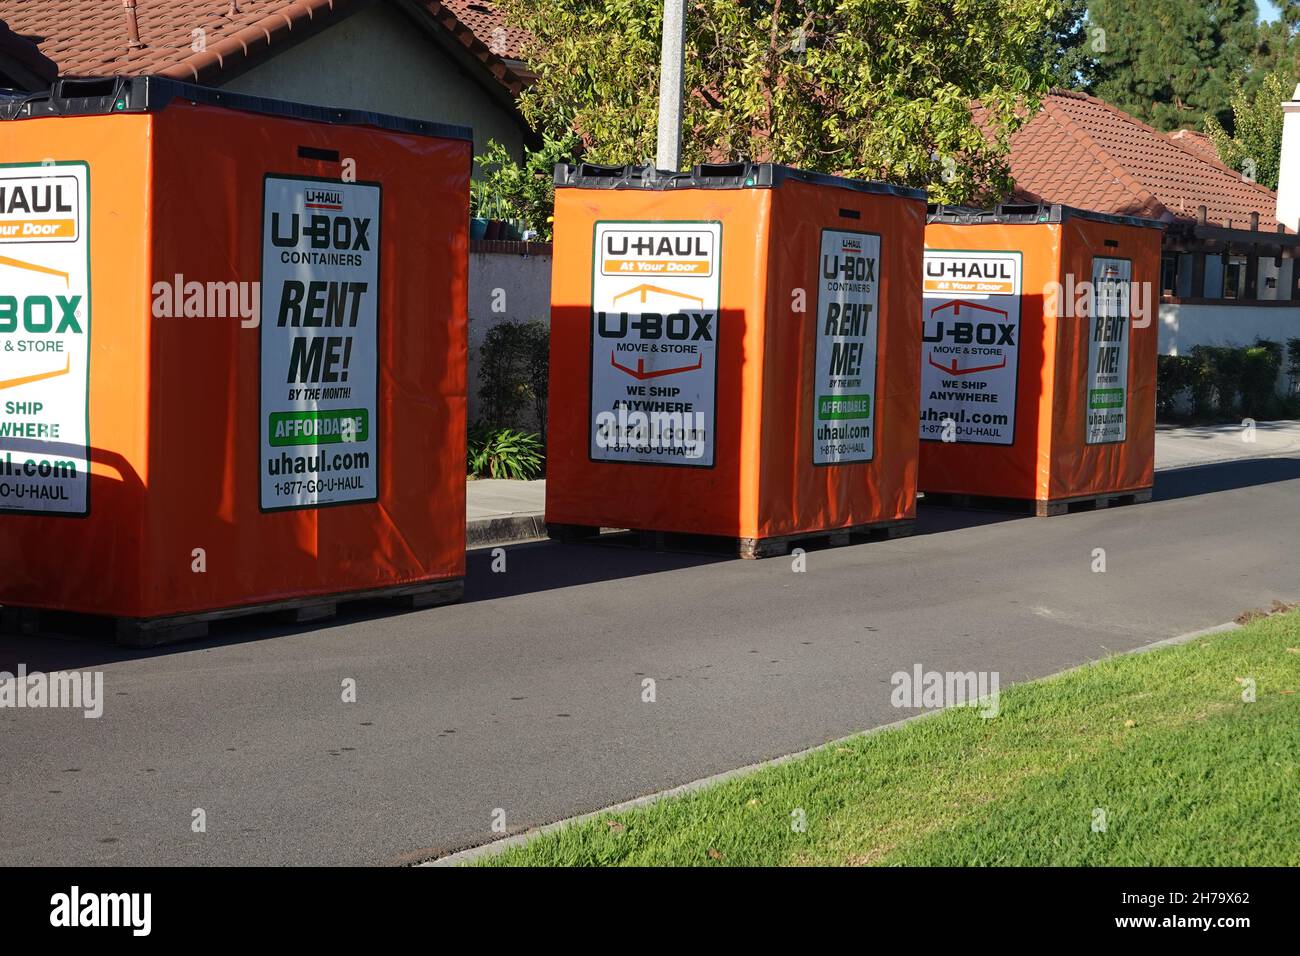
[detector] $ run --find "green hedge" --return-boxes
[1157,339,1300,421]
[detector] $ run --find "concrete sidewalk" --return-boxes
[465,421,1300,546]
[466,478,547,547]
[1154,420,1300,470]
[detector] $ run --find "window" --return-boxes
[1177,253,1195,298]
[1160,254,1177,296]
[1223,256,1247,299]
[1203,254,1224,298]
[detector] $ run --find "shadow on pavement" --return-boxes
[1154,456,1300,502]
[0,503,1036,668]
[0,595,427,672]
[463,537,727,605]
[13,459,1281,667]
[462,505,1023,604]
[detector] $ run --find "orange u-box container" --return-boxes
[919,204,1164,511]
[0,77,470,643]
[546,162,926,556]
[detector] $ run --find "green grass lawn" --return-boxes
[483,609,1300,866]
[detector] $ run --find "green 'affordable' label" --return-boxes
[818,394,871,420]
[1088,388,1124,409]
[269,409,369,446]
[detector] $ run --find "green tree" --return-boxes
[1037,0,1096,89]
[1248,5,1300,94]
[1087,0,1260,132]
[494,0,1061,206]
[1206,72,1292,190]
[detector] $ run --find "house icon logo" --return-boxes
[924,300,1013,376]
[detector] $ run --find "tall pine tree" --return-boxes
[1250,3,1300,96]
[1088,0,1260,130]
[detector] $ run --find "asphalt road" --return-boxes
[2,452,1298,866]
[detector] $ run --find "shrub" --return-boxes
[1239,340,1282,419]
[477,320,549,441]
[1184,346,1218,418]
[1159,340,1288,422]
[1201,345,1243,414]
[467,427,544,480]
[1155,354,1197,416]
[1286,338,1300,395]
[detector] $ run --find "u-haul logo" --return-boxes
[840,237,862,254]
[0,175,80,243]
[304,188,344,210]
[601,229,714,277]
[923,255,1016,295]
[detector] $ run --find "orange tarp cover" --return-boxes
[546,166,925,542]
[0,95,468,619]
[919,214,1162,501]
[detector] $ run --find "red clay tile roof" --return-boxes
[1009,89,1285,231]
[441,0,525,60]
[0,0,361,82]
[1165,128,1220,165]
[422,0,527,95]
[0,0,526,89]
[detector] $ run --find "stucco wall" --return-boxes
[1159,303,1300,355]
[467,248,553,428]
[221,1,526,163]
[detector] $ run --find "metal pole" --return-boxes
[656,0,686,172]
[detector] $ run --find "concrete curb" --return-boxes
[419,618,1244,867]
[1155,449,1300,472]
[466,514,547,548]
[1125,620,1239,654]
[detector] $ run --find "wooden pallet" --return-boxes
[921,487,1152,517]
[548,519,915,560]
[0,578,464,648]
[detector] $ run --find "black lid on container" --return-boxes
[0,75,473,142]
[555,161,927,200]
[927,201,1166,230]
